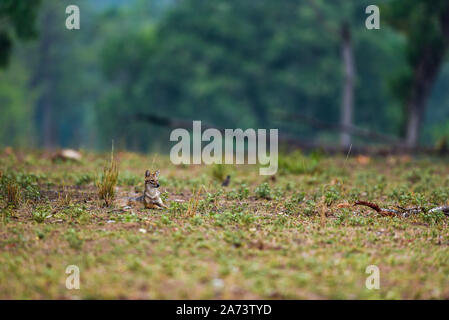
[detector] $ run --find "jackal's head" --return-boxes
[145,170,160,188]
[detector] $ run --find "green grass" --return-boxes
[0,150,448,299]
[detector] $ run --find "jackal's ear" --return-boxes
[155,170,160,177]
[145,170,151,177]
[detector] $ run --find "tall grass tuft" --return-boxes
[6,180,21,208]
[1,172,21,208]
[97,142,119,207]
[211,164,228,182]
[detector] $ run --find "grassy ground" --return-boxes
[0,149,448,299]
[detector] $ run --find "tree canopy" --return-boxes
[0,0,448,151]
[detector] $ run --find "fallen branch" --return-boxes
[354,201,449,218]
[354,201,397,217]
[428,206,449,215]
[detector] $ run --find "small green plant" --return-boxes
[291,191,305,203]
[14,172,41,200]
[1,207,11,223]
[97,144,119,206]
[273,186,285,200]
[324,187,340,206]
[191,215,203,226]
[238,184,250,200]
[420,210,445,225]
[224,230,244,247]
[63,204,85,218]
[65,228,83,249]
[303,200,316,216]
[169,201,188,215]
[31,209,48,223]
[255,182,272,200]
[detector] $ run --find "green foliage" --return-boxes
[324,186,340,206]
[0,171,41,204]
[65,228,83,249]
[0,0,41,67]
[96,0,413,149]
[237,184,250,200]
[278,151,321,175]
[0,61,36,147]
[0,0,448,149]
[291,192,305,203]
[254,182,272,200]
[420,210,446,225]
[383,0,449,141]
[31,207,48,223]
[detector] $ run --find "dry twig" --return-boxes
[354,201,449,218]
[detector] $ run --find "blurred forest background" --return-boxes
[1,0,449,153]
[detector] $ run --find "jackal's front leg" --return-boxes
[157,199,168,209]
[144,202,160,209]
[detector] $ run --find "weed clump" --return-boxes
[255,182,272,200]
[6,179,21,208]
[0,173,21,208]
[97,146,118,207]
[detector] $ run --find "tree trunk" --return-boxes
[30,4,57,150]
[405,102,422,149]
[340,23,355,149]
[405,8,449,148]
[405,54,445,149]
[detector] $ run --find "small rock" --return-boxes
[52,149,82,162]
[212,278,224,289]
[139,228,147,234]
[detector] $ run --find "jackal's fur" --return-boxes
[142,169,167,209]
[118,169,168,209]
